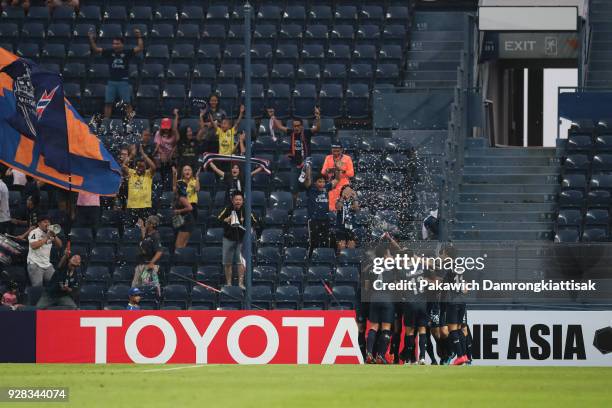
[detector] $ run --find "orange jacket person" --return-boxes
[321,144,354,211]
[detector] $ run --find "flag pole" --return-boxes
[243,1,253,309]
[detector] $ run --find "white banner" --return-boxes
[468,311,612,366]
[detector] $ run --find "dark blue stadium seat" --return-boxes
[346,83,370,119]
[587,190,610,207]
[106,284,130,305]
[309,5,333,23]
[595,135,612,152]
[559,190,583,207]
[257,247,282,267]
[293,84,317,119]
[284,247,308,266]
[567,134,593,151]
[155,5,178,23]
[161,84,186,114]
[196,265,221,285]
[562,174,587,190]
[84,266,111,286]
[16,43,40,59]
[136,85,160,118]
[286,227,308,247]
[592,154,612,171]
[591,174,612,190]
[323,63,348,82]
[332,285,356,303]
[112,266,133,284]
[278,24,303,41]
[206,5,229,21]
[284,5,306,21]
[275,285,300,308]
[200,247,222,265]
[181,6,204,22]
[117,245,142,265]
[319,84,344,118]
[79,284,106,307]
[228,24,246,39]
[302,285,328,308]
[99,23,124,40]
[191,285,216,307]
[252,265,276,287]
[251,285,274,308]
[269,191,293,211]
[563,154,590,172]
[260,228,285,247]
[174,247,198,267]
[585,208,609,225]
[360,5,384,22]
[90,246,116,267]
[278,266,303,287]
[335,266,359,287]
[311,248,336,266]
[96,228,120,245]
[220,285,244,304]
[78,5,101,22]
[335,6,357,22]
[307,266,333,282]
[582,227,608,242]
[356,25,381,45]
[258,5,282,22]
[163,284,189,309]
[557,209,582,226]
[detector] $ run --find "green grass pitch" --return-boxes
[2,365,612,407]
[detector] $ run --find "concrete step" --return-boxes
[458,193,556,203]
[462,174,559,184]
[451,230,554,241]
[406,50,462,62]
[409,41,465,51]
[464,156,557,166]
[456,202,557,212]
[405,70,459,81]
[455,211,554,222]
[410,31,465,41]
[406,60,462,71]
[466,148,556,157]
[459,184,559,194]
[463,166,560,175]
[454,222,554,231]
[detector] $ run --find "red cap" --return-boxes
[160,118,172,129]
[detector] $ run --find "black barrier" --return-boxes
[0,310,36,363]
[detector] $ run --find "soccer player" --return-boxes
[441,245,469,366]
[365,243,396,364]
[401,253,431,365]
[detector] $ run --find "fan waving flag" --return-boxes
[0,48,121,195]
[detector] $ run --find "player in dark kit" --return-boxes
[365,243,396,364]
[401,253,432,365]
[441,245,470,366]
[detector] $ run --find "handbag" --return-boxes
[172,214,185,229]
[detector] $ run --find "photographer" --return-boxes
[27,215,62,287]
[131,216,163,298]
[36,249,81,310]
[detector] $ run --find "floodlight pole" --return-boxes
[243,1,253,309]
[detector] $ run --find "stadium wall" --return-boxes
[1,311,610,366]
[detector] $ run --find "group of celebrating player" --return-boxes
[358,237,473,366]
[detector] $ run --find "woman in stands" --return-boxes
[172,180,194,249]
[173,165,200,221]
[202,94,227,152]
[208,162,262,204]
[154,109,179,191]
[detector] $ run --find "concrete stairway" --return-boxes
[451,139,560,240]
[586,0,612,87]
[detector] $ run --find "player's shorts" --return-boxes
[427,301,441,328]
[445,302,466,325]
[439,301,447,327]
[368,301,395,324]
[402,302,429,328]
